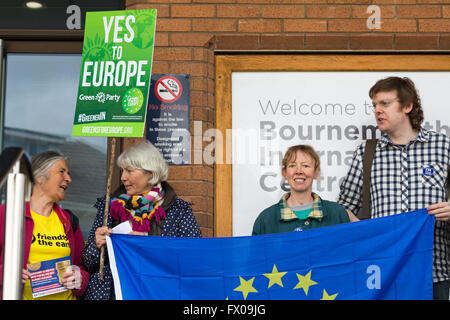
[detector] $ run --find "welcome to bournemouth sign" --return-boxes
[72,9,156,137]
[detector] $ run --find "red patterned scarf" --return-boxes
[110,183,166,232]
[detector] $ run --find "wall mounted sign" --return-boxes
[146,74,190,164]
[215,54,450,237]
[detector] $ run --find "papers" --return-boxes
[27,256,71,298]
[112,220,132,234]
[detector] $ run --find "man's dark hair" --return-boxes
[369,76,424,130]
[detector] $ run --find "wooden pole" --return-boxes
[99,137,116,280]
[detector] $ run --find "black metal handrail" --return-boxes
[0,147,33,188]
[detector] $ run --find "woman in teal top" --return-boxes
[252,145,349,235]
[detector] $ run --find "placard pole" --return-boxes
[99,137,116,280]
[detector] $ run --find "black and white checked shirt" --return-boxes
[339,127,450,283]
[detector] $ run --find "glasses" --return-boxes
[371,98,399,110]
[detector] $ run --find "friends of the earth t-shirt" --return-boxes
[22,209,76,300]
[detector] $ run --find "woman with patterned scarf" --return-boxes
[82,141,201,300]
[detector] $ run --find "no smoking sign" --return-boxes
[154,76,183,103]
[147,74,190,165]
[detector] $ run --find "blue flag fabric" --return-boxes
[106,209,433,300]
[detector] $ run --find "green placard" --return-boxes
[72,9,156,137]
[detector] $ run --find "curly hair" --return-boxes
[369,76,424,131]
[117,140,168,186]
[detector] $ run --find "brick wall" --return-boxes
[124,0,450,237]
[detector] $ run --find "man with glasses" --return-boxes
[338,76,450,300]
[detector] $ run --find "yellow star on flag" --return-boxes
[293,270,317,295]
[321,289,338,300]
[233,276,258,300]
[263,264,287,288]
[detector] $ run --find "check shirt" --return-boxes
[339,127,450,283]
[280,192,323,220]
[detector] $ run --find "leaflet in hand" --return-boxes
[112,220,132,234]
[27,256,72,298]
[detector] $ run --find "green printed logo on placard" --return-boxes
[122,88,144,114]
[83,34,113,62]
[132,13,156,49]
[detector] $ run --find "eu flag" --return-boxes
[106,209,433,300]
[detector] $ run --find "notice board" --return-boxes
[215,55,450,237]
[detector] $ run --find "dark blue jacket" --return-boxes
[81,182,201,300]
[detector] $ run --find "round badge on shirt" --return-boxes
[422,166,434,177]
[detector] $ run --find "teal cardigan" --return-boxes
[252,195,350,235]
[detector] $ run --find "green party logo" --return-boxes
[122,87,144,114]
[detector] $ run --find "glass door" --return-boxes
[2,53,107,239]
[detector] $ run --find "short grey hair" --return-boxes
[117,141,168,185]
[31,150,69,182]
